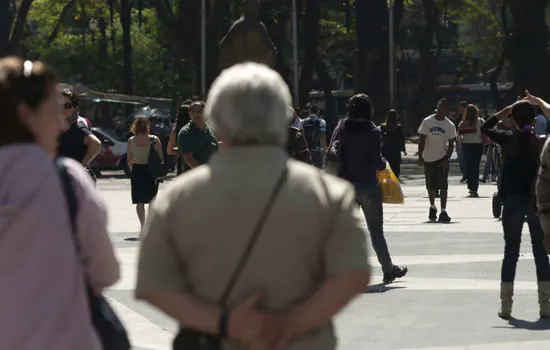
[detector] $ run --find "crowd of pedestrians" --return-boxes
[2,54,550,350]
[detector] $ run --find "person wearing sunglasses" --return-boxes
[57,88,101,181]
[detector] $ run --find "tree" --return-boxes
[0,0,33,57]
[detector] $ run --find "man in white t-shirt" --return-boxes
[418,98,457,222]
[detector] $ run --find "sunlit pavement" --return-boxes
[99,174,550,350]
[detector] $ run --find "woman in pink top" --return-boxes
[0,57,120,350]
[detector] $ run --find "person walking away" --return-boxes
[287,107,311,163]
[380,109,406,178]
[127,116,164,230]
[177,101,218,173]
[532,92,550,255]
[481,98,550,319]
[58,88,102,182]
[135,63,371,350]
[480,129,496,183]
[534,106,548,137]
[302,105,327,168]
[0,57,119,350]
[167,102,192,175]
[458,104,484,197]
[418,98,456,222]
[329,94,408,284]
[455,101,468,182]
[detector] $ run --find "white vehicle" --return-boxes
[90,127,130,176]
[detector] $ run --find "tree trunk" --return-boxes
[298,0,321,107]
[120,0,133,96]
[8,0,33,56]
[0,1,14,58]
[507,0,550,98]
[417,0,438,117]
[315,59,336,134]
[98,18,108,59]
[356,0,389,118]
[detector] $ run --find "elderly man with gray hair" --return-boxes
[135,62,371,350]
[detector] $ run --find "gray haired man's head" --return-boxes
[205,62,292,146]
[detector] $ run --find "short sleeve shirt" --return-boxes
[135,150,369,350]
[177,122,218,172]
[417,114,457,163]
[58,120,93,163]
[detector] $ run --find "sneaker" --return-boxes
[471,192,479,198]
[460,177,467,183]
[438,211,451,223]
[429,207,438,221]
[383,265,408,284]
[479,178,487,184]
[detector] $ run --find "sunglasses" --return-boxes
[61,102,73,110]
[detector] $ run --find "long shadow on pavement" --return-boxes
[493,317,550,331]
[364,282,406,294]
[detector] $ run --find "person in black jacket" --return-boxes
[481,100,550,319]
[380,109,406,178]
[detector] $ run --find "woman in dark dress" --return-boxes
[127,116,164,230]
[167,100,192,175]
[380,109,406,178]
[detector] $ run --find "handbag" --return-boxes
[147,136,169,178]
[173,166,288,350]
[56,158,131,350]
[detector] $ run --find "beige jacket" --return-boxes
[538,138,550,235]
[136,146,370,350]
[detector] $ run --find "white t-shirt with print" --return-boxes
[418,114,457,163]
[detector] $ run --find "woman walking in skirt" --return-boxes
[127,116,164,230]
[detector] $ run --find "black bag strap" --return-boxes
[219,166,288,304]
[56,158,79,239]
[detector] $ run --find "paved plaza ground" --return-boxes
[97,172,550,350]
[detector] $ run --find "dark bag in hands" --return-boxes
[147,136,169,178]
[56,158,131,350]
[173,167,288,350]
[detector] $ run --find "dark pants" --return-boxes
[310,149,324,169]
[501,195,550,283]
[462,143,483,192]
[383,148,402,178]
[423,157,449,191]
[355,183,394,274]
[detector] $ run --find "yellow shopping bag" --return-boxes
[376,162,404,204]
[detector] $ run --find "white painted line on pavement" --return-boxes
[369,254,533,266]
[368,276,537,291]
[401,339,550,350]
[109,297,172,350]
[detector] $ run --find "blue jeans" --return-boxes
[310,149,324,169]
[501,195,550,282]
[355,183,394,274]
[483,144,495,180]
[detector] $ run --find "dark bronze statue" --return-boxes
[219,0,277,69]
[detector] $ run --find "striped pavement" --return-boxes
[97,175,550,350]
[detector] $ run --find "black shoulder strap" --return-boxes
[219,166,288,304]
[55,158,78,238]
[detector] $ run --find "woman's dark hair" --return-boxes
[384,109,399,128]
[348,93,373,120]
[175,104,190,136]
[511,101,539,159]
[0,57,57,147]
[60,87,78,108]
[130,116,150,135]
[463,104,479,125]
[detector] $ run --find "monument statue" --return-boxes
[219,0,277,69]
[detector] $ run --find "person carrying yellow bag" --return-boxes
[327,93,408,284]
[377,162,405,204]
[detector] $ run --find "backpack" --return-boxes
[302,118,322,149]
[147,136,168,178]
